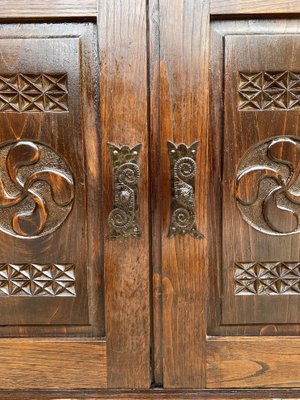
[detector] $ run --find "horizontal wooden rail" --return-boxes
[210,0,300,15]
[207,337,300,388]
[0,0,97,18]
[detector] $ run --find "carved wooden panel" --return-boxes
[0,140,74,238]
[0,24,103,332]
[211,25,300,327]
[0,263,75,296]
[238,71,300,110]
[0,73,68,112]
[235,262,300,295]
[236,136,300,235]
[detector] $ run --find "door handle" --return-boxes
[167,141,203,238]
[107,143,142,239]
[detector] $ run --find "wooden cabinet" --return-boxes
[1,1,300,399]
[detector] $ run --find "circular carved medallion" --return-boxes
[0,140,74,238]
[236,136,300,236]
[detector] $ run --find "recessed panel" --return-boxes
[221,34,300,324]
[0,24,101,329]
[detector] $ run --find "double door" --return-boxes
[0,0,300,394]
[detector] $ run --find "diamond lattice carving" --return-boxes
[0,264,75,296]
[235,262,300,295]
[0,74,68,112]
[238,72,300,110]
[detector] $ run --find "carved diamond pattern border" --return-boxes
[238,72,300,110]
[0,264,75,296]
[235,262,300,295]
[0,74,68,113]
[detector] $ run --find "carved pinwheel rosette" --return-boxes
[236,136,300,235]
[0,140,74,239]
[168,141,203,238]
[108,143,142,239]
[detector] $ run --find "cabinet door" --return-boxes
[154,0,300,390]
[0,19,151,390]
[0,23,105,389]
[207,19,300,388]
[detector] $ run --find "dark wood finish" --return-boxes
[98,0,151,389]
[158,0,210,388]
[211,0,300,15]
[0,0,97,18]
[0,23,103,337]
[223,28,300,325]
[4,0,300,396]
[0,340,107,389]
[2,389,300,400]
[149,0,163,386]
[207,337,300,388]
[209,19,300,337]
[0,23,106,390]
[207,19,300,388]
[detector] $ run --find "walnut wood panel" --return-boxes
[0,23,103,338]
[2,389,300,400]
[98,0,151,389]
[222,33,300,324]
[0,0,97,18]
[210,0,300,15]
[207,337,300,388]
[209,19,300,337]
[158,0,209,388]
[0,340,107,389]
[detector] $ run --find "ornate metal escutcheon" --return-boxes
[167,141,203,238]
[108,143,142,239]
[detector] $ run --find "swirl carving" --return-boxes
[0,140,74,238]
[168,141,203,238]
[236,136,300,235]
[108,143,142,239]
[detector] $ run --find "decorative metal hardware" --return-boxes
[167,141,203,238]
[108,143,142,239]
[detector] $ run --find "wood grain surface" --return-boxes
[0,340,107,389]
[209,19,300,338]
[0,0,97,18]
[207,337,300,388]
[0,23,104,337]
[207,19,300,389]
[0,22,106,391]
[2,388,300,399]
[223,31,300,325]
[210,0,300,15]
[98,0,151,389]
[158,0,210,388]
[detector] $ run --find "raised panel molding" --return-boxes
[213,24,300,327]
